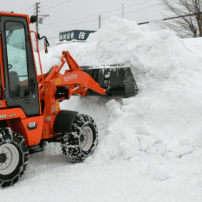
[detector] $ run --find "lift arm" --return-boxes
[38,51,106,98]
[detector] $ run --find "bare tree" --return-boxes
[159,0,202,38]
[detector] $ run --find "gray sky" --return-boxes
[2,0,164,49]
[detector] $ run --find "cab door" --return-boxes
[1,16,40,117]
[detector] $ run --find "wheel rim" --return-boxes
[0,143,19,175]
[79,126,93,152]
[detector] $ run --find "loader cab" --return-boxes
[0,15,40,116]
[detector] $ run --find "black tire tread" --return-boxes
[61,114,98,163]
[0,128,29,189]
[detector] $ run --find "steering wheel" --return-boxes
[8,64,13,70]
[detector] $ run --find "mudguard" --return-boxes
[54,110,78,133]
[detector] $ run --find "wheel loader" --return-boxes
[0,12,138,188]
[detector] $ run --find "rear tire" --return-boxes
[0,128,29,188]
[61,114,98,163]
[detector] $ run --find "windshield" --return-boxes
[5,21,29,97]
[6,23,26,50]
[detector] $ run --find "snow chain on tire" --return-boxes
[61,114,98,163]
[0,127,29,188]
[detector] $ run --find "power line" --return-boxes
[21,4,35,13]
[41,0,61,7]
[121,3,161,16]
[100,0,155,15]
[98,4,162,27]
[42,1,160,28]
[137,12,202,25]
[43,13,98,26]
[101,3,161,19]
[40,0,71,12]
[125,0,155,9]
[41,18,98,30]
[42,0,156,26]
[41,0,49,3]
[41,3,160,30]
[41,2,160,30]
[41,2,162,40]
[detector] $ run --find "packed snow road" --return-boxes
[1,96,202,202]
[1,16,202,202]
[2,150,202,202]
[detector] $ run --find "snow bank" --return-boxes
[183,37,202,57]
[37,16,202,162]
[2,16,202,202]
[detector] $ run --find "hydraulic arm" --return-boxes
[38,51,106,100]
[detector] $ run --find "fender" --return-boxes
[53,110,78,133]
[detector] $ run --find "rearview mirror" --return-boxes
[30,16,37,23]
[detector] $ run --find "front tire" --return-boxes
[0,128,29,188]
[61,114,98,163]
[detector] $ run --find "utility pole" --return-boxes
[122,4,124,18]
[34,2,40,52]
[99,15,101,28]
[34,2,40,36]
[34,3,49,51]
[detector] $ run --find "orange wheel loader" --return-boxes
[0,12,138,188]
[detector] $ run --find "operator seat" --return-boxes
[9,71,20,97]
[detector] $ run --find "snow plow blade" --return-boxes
[80,65,138,97]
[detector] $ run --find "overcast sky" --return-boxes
[2,0,164,49]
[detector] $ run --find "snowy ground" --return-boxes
[1,17,202,201]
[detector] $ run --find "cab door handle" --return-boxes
[30,78,35,94]
[25,98,30,104]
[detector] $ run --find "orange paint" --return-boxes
[0,12,106,147]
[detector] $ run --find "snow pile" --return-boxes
[89,17,202,161]
[183,37,202,57]
[2,17,202,202]
[37,17,202,162]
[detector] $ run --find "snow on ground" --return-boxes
[183,37,202,57]
[1,17,202,201]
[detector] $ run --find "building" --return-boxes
[57,30,96,45]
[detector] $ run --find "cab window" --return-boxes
[5,21,29,98]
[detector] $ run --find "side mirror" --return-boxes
[30,15,37,23]
[44,38,48,53]
[37,34,50,53]
[44,37,50,54]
